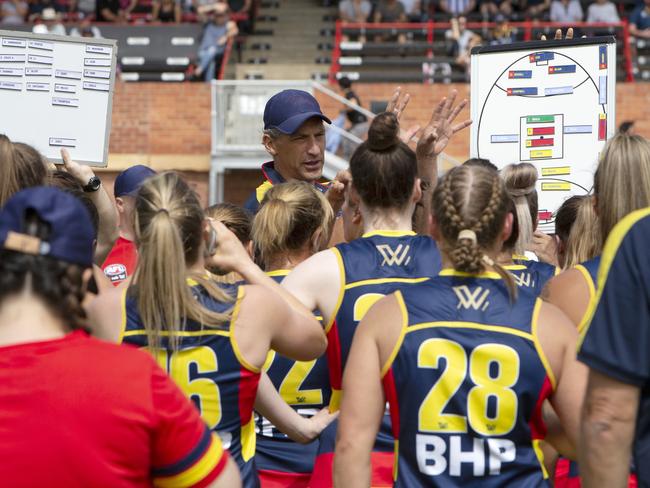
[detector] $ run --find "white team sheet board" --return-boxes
[470,37,616,232]
[0,30,117,167]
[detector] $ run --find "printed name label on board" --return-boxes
[28,40,54,51]
[2,38,26,48]
[28,54,53,65]
[83,69,110,79]
[0,67,23,76]
[25,67,52,76]
[26,82,50,91]
[0,54,26,62]
[0,81,22,91]
[84,58,111,67]
[55,70,82,80]
[49,138,76,147]
[52,97,79,107]
[86,45,111,55]
[83,81,109,91]
[54,83,76,93]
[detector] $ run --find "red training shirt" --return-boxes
[0,330,228,488]
[102,235,138,286]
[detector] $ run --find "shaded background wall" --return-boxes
[101,82,650,206]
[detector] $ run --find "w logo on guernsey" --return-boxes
[453,286,490,311]
[376,244,411,266]
[513,272,535,288]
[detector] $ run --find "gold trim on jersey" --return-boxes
[530,298,557,390]
[324,247,346,335]
[406,321,534,341]
[438,269,503,280]
[262,350,276,371]
[241,417,257,461]
[393,439,400,481]
[229,286,262,374]
[266,269,290,278]
[330,389,342,412]
[362,230,416,238]
[503,264,528,271]
[117,287,128,344]
[153,432,224,488]
[532,439,549,479]
[345,277,430,290]
[578,207,650,349]
[573,264,597,334]
[380,291,409,379]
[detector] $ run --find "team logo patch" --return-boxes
[376,244,411,266]
[104,263,127,282]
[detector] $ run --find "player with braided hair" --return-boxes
[334,164,587,487]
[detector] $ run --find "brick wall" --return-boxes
[106,82,650,205]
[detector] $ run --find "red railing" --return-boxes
[218,37,234,80]
[330,20,634,83]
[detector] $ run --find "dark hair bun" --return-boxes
[367,112,400,152]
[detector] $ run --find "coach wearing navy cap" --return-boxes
[244,90,344,215]
[101,164,156,286]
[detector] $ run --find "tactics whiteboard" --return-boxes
[470,37,616,232]
[0,30,117,167]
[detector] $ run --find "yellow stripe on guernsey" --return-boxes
[380,291,408,378]
[532,439,549,479]
[406,321,534,341]
[573,264,597,333]
[153,433,224,488]
[530,298,557,390]
[393,439,400,482]
[256,180,274,205]
[362,230,416,238]
[325,247,346,335]
[578,207,650,348]
[229,286,261,373]
[117,287,129,344]
[241,417,256,461]
[438,268,503,280]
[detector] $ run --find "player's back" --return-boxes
[122,280,261,488]
[510,256,559,295]
[329,231,442,401]
[384,271,552,487]
[255,271,331,481]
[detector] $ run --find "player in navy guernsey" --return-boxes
[282,103,474,486]
[334,165,586,487]
[545,136,650,487]
[251,182,335,487]
[88,172,329,488]
[578,208,650,487]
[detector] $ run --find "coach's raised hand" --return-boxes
[541,27,574,41]
[387,86,420,144]
[417,89,472,162]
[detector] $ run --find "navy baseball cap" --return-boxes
[263,90,331,135]
[114,164,156,198]
[0,187,95,267]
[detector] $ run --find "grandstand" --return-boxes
[0,0,649,204]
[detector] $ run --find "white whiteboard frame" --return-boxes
[470,36,617,159]
[0,29,118,167]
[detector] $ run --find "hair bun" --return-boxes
[367,112,400,152]
[501,162,537,197]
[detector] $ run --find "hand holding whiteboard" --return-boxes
[0,30,117,167]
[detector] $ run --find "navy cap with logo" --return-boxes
[0,186,95,268]
[114,164,156,198]
[263,89,332,135]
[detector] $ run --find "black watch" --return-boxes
[83,176,101,193]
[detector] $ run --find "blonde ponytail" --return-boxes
[252,181,333,269]
[501,163,538,255]
[133,172,233,350]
